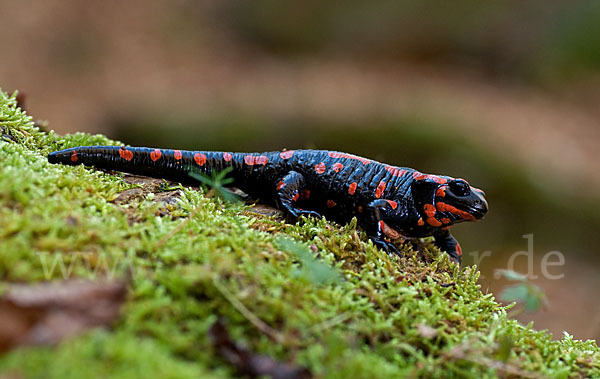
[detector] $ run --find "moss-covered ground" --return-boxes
[0,89,598,378]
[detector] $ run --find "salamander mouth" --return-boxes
[466,205,487,220]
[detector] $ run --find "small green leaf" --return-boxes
[189,167,240,203]
[495,269,528,282]
[275,237,342,285]
[500,283,546,312]
[524,293,542,312]
[499,284,530,303]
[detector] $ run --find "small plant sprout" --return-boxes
[496,269,548,313]
[189,166,240,203]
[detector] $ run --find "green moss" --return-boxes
[1,88,599,378]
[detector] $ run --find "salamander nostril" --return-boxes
[476,199,488,214]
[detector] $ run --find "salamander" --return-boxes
[48,146,488,263]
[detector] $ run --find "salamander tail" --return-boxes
[47,145,199,182]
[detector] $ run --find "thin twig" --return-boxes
[212,278,286,345]
[308,312,352,334]
[443,342,549,379]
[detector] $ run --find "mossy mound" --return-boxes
[1,89,598,378]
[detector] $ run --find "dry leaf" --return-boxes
[0,278,127,354]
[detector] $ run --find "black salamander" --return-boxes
[48,146,488,263]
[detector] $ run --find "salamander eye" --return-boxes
[449,180,470,197]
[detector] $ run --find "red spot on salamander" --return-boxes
[417,218,425,226]
[348,182,358,195]
[386,200,397,209]
[423,204,436,218]
[173,150,182,160]
[436,186,446,197]
[380,221,402,240]
[119,147,133,161]
[194,153,207,166]
[223,152,232,162]
[276,181,286,190]
[302,189,311,200]
[150,149,162,162]
[328,152,371,165]
[280,150,295,159]
[315,162,326,174]
[326,200,337,208]
[436,202,476,221]
[412,172,447,184]
[357,205,363,213]
[70,150,78,162]
[441,217,451,224]
[245,155,269,165]
[332,162,344,172]
[385,166,407,177]
[256,156,268,165]
[292,192,300,202]
[375,181,386,198]
[427,217,442,227]
[456,242,463,256]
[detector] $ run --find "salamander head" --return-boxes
[411,175,488,228]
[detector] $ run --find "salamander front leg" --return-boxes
[433,229,462,264]
[275,171,321,220]
[364,199,402,256]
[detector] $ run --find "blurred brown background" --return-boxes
[2,0,599,340]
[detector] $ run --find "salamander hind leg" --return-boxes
[275,171,321,220]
